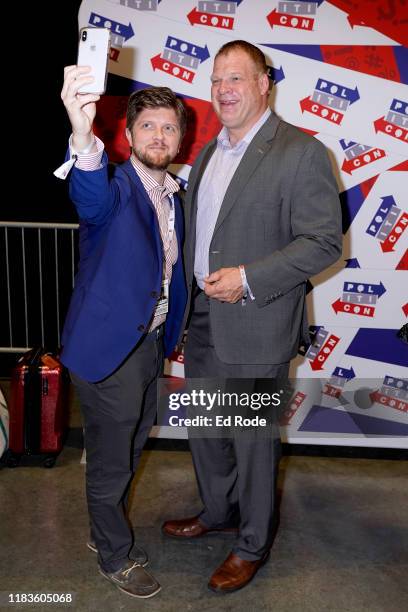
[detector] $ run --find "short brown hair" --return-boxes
[126,87,187,138]
[215,40,268,75]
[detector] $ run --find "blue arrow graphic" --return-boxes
[315,78,360,104]
[267,65,285,84]
[333,366,356,380]
[344,258,361,268]
[366,195,396,237]
[342,281,386,298]
[297,0,324,4]
[89,13,135,41]
[380,195,397,208]
[339,139,358,150]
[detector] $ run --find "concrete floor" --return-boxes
[0,382,407,611]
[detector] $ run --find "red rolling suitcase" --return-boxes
[7,348,69,467]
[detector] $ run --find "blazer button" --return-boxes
[138,324,145,332]
[151,291,159,298]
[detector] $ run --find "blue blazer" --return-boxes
[61,154,187,382]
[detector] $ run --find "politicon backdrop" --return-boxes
[78,0,408,447]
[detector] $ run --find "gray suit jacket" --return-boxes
[183,112,342,365]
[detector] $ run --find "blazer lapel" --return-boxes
[213,113,280,236]
[122,160,156,213]
[121,160,163,258]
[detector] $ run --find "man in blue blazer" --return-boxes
[57,66,187,599]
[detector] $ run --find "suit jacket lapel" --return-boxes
[122,160,155,213]
[121,160,163,258]
[213,113,280,236]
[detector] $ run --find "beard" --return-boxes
[134,147,173,171]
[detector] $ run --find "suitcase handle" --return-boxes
[19,347,44,368]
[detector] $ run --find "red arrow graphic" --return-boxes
[150,53,162,70]
[151,54,195,83]
[300,97,344,124]
[267,8,314,30]
[374,117,408,142]
[341,149,386,175]
[332,299,375,317]
[370,390,408,412]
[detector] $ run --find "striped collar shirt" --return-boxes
[194,108,271,288]
[130,154,180,205]
[130,155,180,330]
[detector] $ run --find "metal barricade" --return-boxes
[0,222,79,353]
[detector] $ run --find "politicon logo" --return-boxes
[300,78,359,125]
[187,0,244,30]
[267,0,324,31]
[151,35,210,83]
[323,365,356,399]
[339,139,386,175]
[305,327,341,371]
[332,281,386,318]
[108,0,161,10]
[366,196,408,253]
[374,98,408,143]
[370,376,408,413]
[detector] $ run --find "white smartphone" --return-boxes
[77,27,111,94]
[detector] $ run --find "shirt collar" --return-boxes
[130,155,180,196]
[217,107,271,152]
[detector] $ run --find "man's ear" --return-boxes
[259,72,270,96]
[125,128,132,148]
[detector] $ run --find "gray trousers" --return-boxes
[70,329,163,573]
[184,290,289,561]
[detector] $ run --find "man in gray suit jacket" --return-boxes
[163,40,342,593]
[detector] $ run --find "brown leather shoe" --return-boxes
[208,551,270,593]
[162,516,238,539]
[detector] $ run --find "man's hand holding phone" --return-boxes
[60,28,110,153]
[60,65,99,153]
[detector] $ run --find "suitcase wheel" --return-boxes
[5,451,21,468]
[43,455,56,468]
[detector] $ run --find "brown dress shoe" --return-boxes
[162,516,238,539]
[208,551,270,593]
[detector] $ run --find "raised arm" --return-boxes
[60,65,99,154]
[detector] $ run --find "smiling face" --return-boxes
[211,48,269,145]
[125,107,181,171]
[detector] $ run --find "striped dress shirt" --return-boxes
[129,155,179,331]
[194,108,271,291]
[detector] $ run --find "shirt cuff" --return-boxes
[53,134,105,180]
[239,265,255,301]
[70,134,104,170]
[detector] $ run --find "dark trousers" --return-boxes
[70,329,163,573]
[184,290,289,561]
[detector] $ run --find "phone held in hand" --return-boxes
[77,27,111,95]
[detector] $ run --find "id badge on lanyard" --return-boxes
[155,279,169,316]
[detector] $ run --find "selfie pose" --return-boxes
[56,65,187,599]
[163,40,342,593]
